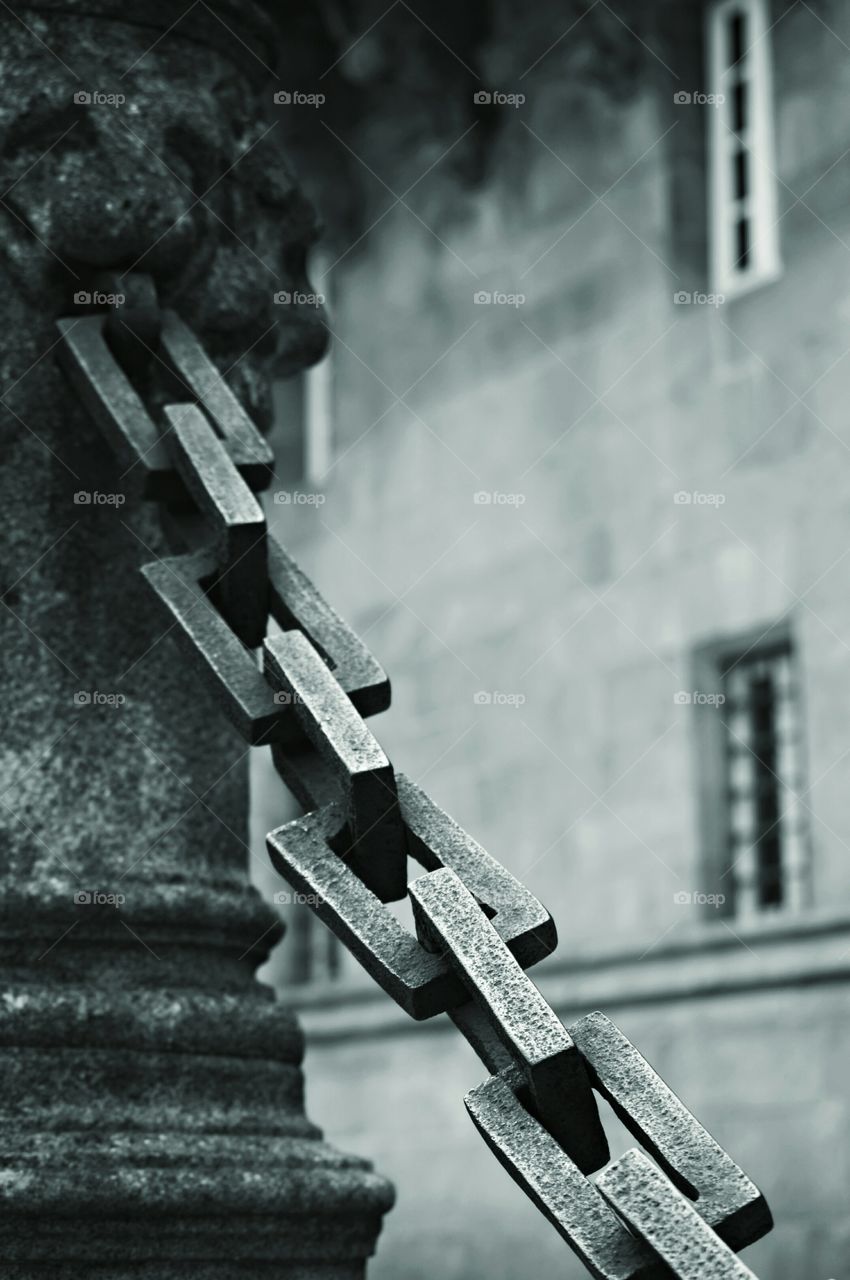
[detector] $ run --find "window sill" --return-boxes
[712,262,783,302]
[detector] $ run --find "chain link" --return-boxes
[57,284,774,1279]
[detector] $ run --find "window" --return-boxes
[707,0,781,296]
[694,630,810,919]
[304,247,334,486]
[303,336,334,487]
[721,639,809,915]
[270,246,334,485]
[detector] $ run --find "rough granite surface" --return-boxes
[0,5,393,1273]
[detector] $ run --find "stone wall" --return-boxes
[252,1,850,1275]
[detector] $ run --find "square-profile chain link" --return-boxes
[570,1013,771,1250]
[409,866,608,1175]
[465,1070,661,1280]
[264,630,407,903]
[57,314,174,499]
[597,1151,760,1280]
[141,535,390,746]
[266,539,390,721]
[56,312,273,500]
[156,310,273,477]
[266,774,557,1019]
[166,403,268,648]
[142,548,282,744]
[465,1012,770,1279]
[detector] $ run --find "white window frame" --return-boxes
[303,247,334,487]
[304,350,333,486]
[707,0,781,298]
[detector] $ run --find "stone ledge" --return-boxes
[0,1131,395,1218]
[287,909,850,1044]
[0,987,302,1059]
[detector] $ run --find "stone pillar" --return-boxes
[0,4,393,1275]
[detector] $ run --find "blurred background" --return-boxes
[250,1,850,1276]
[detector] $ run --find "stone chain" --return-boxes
[56,285,773,1280]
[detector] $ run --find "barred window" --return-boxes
[707,0,781,296]
[720,639,810,916]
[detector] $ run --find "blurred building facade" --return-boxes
[251,2,850,1276]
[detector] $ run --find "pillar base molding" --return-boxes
[1,1133,393,1274]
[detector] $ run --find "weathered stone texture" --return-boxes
[0,5,392,1273]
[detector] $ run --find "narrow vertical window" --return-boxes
[707,0,780,295]
[270,249,333,489]
[304,247,333,487]
[303,342,334,487]
[721,640,809,916]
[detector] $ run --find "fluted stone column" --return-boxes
[0,4,393,1274]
